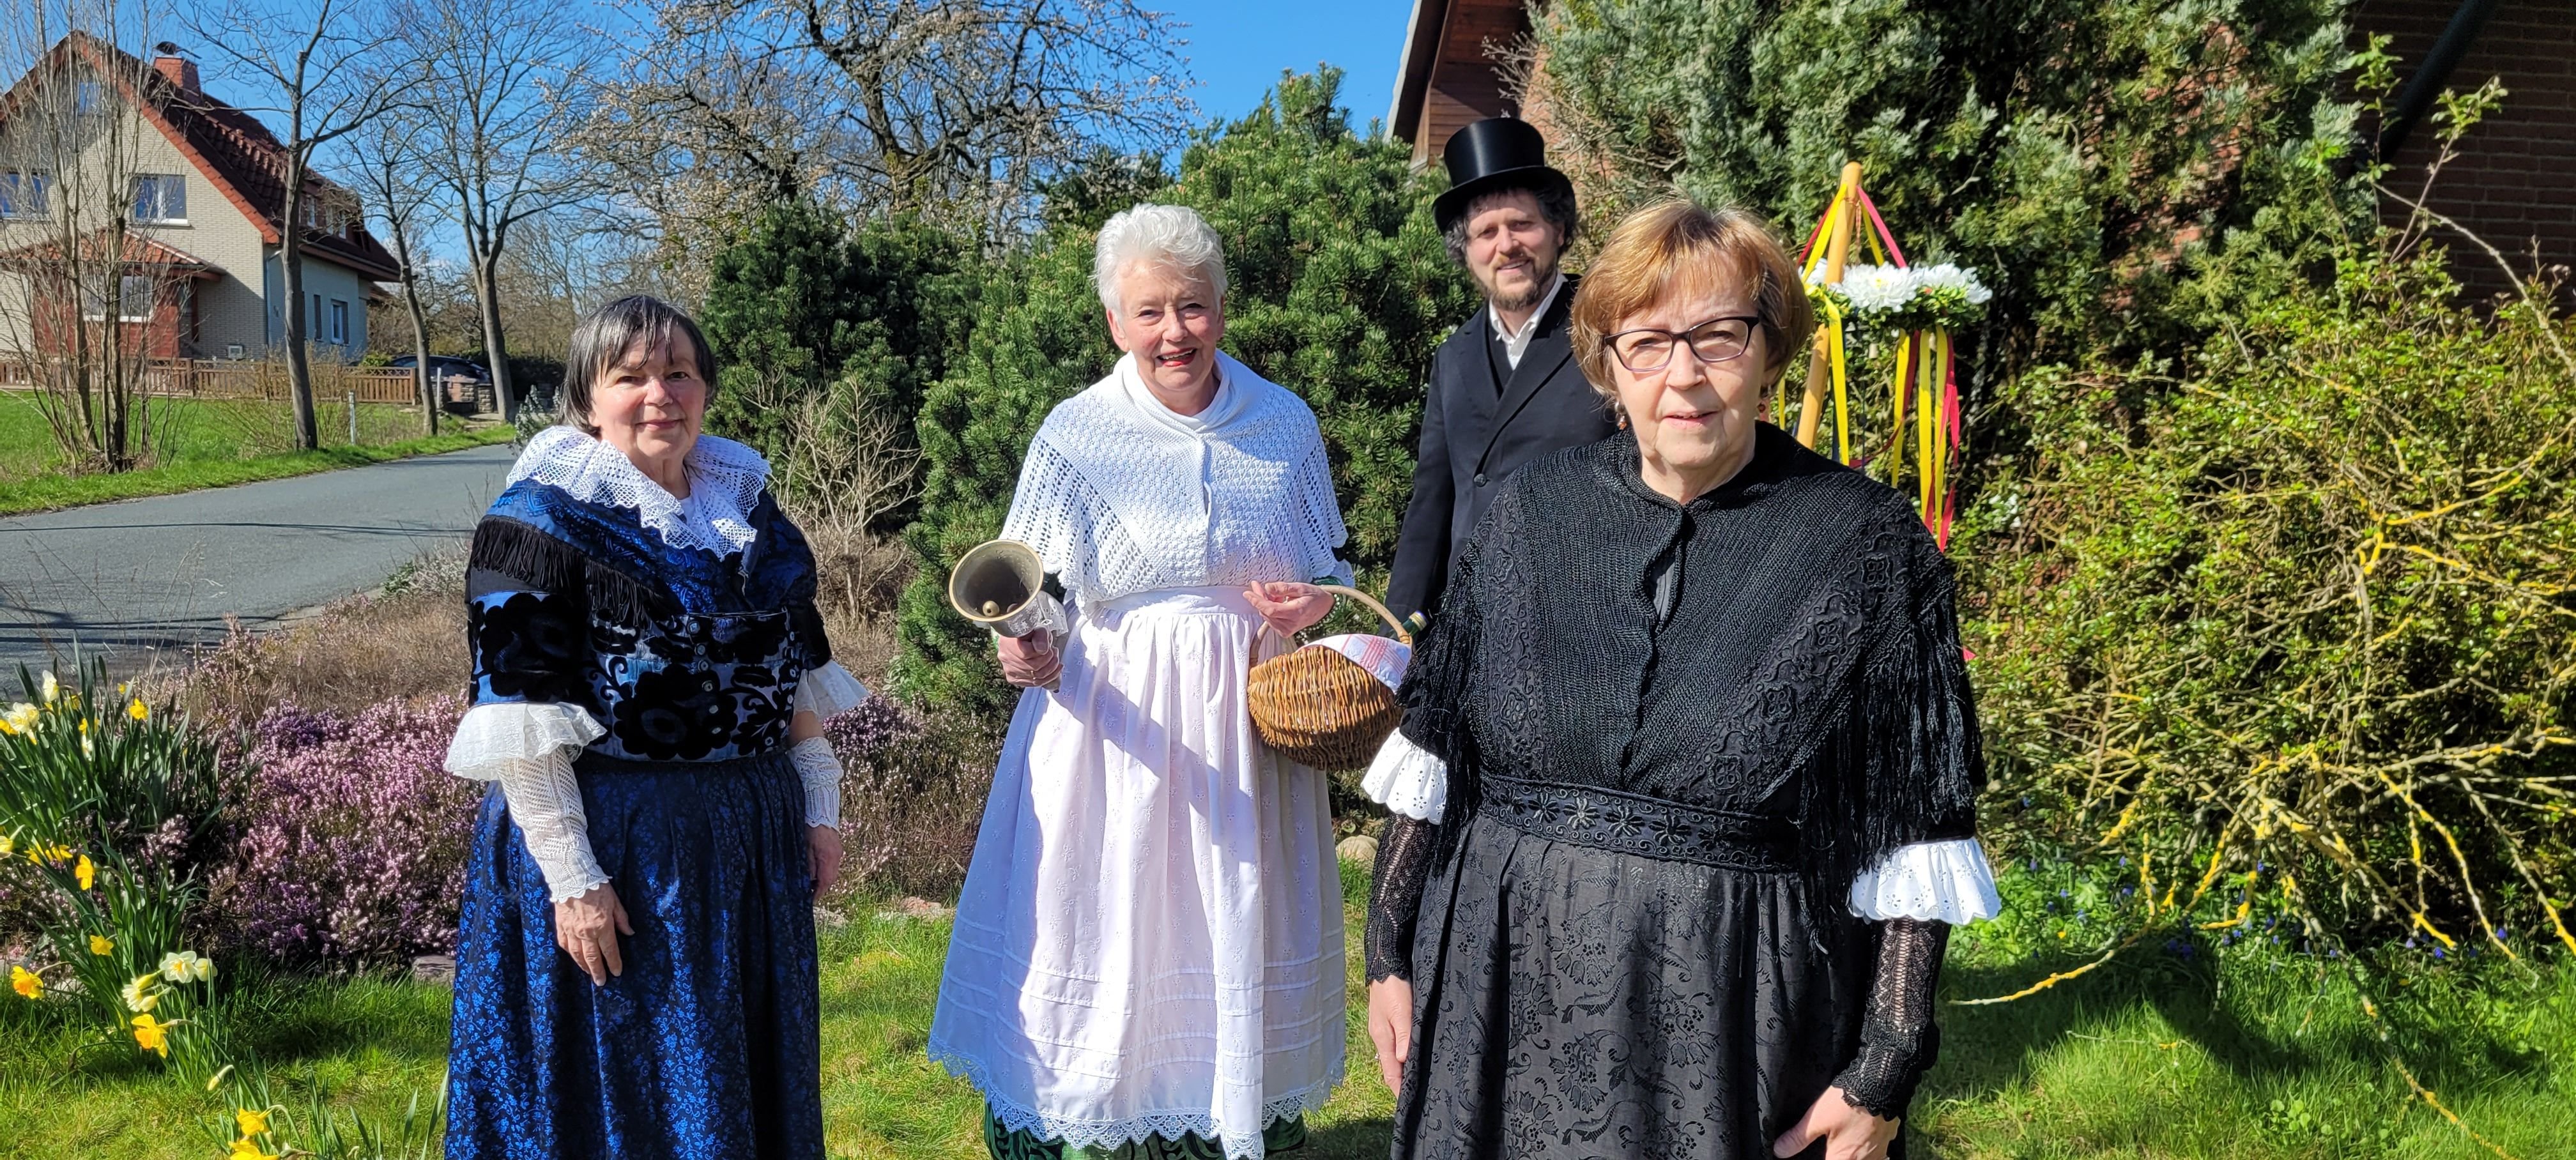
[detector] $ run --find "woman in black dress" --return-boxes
[1359,201,2002,1160]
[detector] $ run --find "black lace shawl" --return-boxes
[1401,422,1982,894]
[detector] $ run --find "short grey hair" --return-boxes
[1093,203,1229,314]
[1442,182,1581,265]
[562,295,718,432]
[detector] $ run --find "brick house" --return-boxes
[0,33,398,363]
[1389,0,2575,299]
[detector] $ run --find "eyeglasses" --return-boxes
[1606,315,1761,374]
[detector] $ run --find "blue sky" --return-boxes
[1158,1,1416,134]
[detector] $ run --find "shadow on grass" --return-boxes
[1303,1116,1393,1159]
[1928,933,2556,1108]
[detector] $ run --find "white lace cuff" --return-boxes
[490,752,610,902]
[1848,837,2003,923]
[793,660,870,721]
[789,736,842,829]
[1361,729,1446,823]
[446,704,609,903]
[444,703,606,780]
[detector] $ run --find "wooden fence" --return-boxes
[0,358,426,405]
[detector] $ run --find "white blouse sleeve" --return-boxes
[1848,837,2004,923]
[445,703,610,903]
[1361,729,1448,824]
[792,660,870,721]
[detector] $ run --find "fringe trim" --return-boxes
[468,516,679,627]
[928,1044,1335,1160]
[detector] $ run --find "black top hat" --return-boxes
[1433,118,1575,233]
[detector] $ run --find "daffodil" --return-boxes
[2,703,34,734]
[0,832,13,856]
[203,1063,234,1092]
[10,965,40,999]
[89,934,113,956]
[74,853,94,890]
[228,1137,279,1160]
[39,671,57,703]
[235,1107,270,1136]
[121,972,161,1012]
[79,733,93,759]
[130,1011,174,1057]
[159,950,212,984]
[127,698,148,721]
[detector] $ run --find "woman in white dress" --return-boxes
[928,204,1352,1160]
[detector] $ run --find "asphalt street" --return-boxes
[0,443,516,679]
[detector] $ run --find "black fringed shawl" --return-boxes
[1394,422,1984,905]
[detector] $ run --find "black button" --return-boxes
[1473,473,1488,487]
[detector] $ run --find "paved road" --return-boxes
[0,443,516,678]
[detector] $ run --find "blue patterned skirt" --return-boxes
[446,751,824,1159]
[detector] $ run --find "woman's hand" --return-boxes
[1771,1087,1899,1160]
[554,882,634,987]
[996,630,1061,688]
[1366,975,1414,1094]
[1246,581,1334,639]
[808,825,843,900]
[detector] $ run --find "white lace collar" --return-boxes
[507,425,770,557]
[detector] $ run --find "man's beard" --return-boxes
[1483,255,1559,312]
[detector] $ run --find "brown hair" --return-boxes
[1568,200,1814,399]
[561,295,719,432]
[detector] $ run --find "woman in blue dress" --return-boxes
[440,295,871,1158]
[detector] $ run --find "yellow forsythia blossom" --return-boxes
[10,965,39,999]
[235,1108,270,1137]
[131,1012,172,1057]
[89,935,113,956]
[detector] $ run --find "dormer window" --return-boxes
[132,174,187,224]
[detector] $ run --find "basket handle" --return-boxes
[1315,584,1413,646]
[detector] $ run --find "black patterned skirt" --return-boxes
[1391,785,1882,1160]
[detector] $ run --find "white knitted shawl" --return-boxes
[1002,352,1354,609]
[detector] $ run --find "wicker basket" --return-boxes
[1247,586,1414,770]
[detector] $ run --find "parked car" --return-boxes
[386,355,491,385]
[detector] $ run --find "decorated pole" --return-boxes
[1793,162,1862,450]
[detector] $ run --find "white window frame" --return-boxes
[132,174,187,225]
[0,171,49,219]
[83,273,154,323]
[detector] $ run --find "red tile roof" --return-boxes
[0,228,222,277]
[4,33,401,281]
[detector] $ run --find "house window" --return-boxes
[328,300,348,345]
[84,274,155,322]
[132,174,187,224]
[0,172,49,218]
[75,79,102,116]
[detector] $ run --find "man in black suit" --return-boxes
[1386,119,1618,621]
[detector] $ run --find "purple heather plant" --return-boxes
[209,696,480,966]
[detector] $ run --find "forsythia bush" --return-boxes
[1964,236,2576,955]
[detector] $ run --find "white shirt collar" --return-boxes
[1487,271,1567,370]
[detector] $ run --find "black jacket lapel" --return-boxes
[1476,281,1580,469]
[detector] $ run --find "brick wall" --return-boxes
[2354,0,2576,303]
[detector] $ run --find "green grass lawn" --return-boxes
[0,392,511,515]
[3,862,2568,1160]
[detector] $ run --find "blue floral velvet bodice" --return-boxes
[464,479,829,763]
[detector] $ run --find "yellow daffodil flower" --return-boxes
[39,671,57,703]
[235,1107,270,1136]
[127,698,148,721]
[10,965,40,999]
[75,854,94,890]
[3,703,34,733]
[159,950,212,984]
[0,832,13,856]
[227,1138,279,1160]
[121,972,160,1012]
[130,1011,172,1057]
[204,1063,234,1092]
[89,934,113,956]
